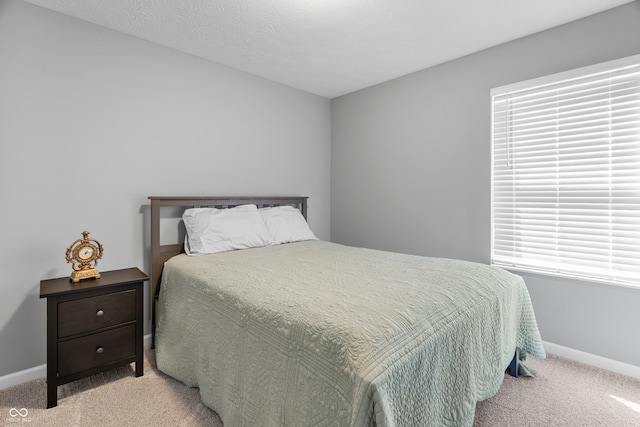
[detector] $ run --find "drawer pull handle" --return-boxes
[96,309,104,317]
[96,346,104,354]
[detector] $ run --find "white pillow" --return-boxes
[183,204,272,255]
[258,205,317,245]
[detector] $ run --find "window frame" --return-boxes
[490,54,640,289]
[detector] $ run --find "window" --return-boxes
[491,54,640,288]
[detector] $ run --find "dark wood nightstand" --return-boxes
[39,267,148,408]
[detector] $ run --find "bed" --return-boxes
[149,196,545,426]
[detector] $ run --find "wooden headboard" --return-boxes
[148,196,308,343]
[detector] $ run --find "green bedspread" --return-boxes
[156,240,545,426]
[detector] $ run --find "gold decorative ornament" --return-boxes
[65,231,104,282]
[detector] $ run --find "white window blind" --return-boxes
[491,54,640,288]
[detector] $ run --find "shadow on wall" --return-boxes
[0,286,47,377]
[137,203,186,324]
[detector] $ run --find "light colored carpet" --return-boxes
[475,354,640,426]
[1,349,222,427]
[1,349,639,426]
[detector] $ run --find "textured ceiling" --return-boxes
[22,0,635,98]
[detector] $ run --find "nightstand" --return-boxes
[39,267,148,408]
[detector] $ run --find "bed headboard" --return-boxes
[148,196,308,342]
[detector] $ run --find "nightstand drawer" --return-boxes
[58,290,136,338]
[58,324,136,377]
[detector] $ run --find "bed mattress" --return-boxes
[156,240,545,426]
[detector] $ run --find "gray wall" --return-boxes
[0,0,331,377]
[331,2,640,367]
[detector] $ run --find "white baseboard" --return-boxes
[0,334,154,391]
[0,364,47,391]
[2,337,638,390]
[543,341,640,380]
